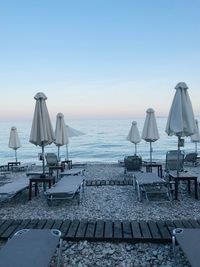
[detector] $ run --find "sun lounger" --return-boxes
[44,175,85,205]
[172,228,200,267]
[0,177,29,202]
[59,168,85,177]
[26,171,49,177]
[133,172,171,201]
[11,163,35,172]
[0,229,62,267]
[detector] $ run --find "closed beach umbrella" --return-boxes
[29,92,55,176]
[191,119,200,153]
[8,126,21,162]
[65,125,85,160]
[127,121,141,155]
[54,113,68,159]
[142,108,160,163]
[165,82,196,175]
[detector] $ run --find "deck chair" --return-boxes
[133,172,171,201]
[59,167,85,177]
[165,150,185,173]
[45,153,59,167]
[0,229,62,267]
[124,155,142,174]
[172,228,200,267]
[44,175,85,205]
[184,152,198,166]
[0,177,29,202]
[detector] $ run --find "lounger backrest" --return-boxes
[165,150,184,172]
[45,153,59,166]
[124,155,142,172]
[184,152,198,164]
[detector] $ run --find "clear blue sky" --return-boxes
[0,0,200,121]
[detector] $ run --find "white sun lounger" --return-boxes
[44,175,85,205]
[59,168,85,177]
[0,229,62,267]
[0,177,29,202]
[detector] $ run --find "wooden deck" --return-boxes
[85,179,133,186]
[1,219,200,242]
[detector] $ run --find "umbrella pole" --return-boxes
[15,149,17,162]
[66,144,69,160]
[42,144,45,177]
[195,142,198,153]
[134,144,137,155]
[58,146,60,161]
[150,142,152,164]
[177,136,181,177]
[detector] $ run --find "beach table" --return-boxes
[28,176,55,200]
[143,162,163,177]
[168,171,198,200]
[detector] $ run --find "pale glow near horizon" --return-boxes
[0,1,200,121]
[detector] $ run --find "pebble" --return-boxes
[0,163,198,266]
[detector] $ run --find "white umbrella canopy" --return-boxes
[29,92,55,176]
[142,108,160,163]
[65,125,85,160]
[126,121,141,155]
[165,82,196,175]
[8,126,21,162]
[191,119,200,153]
[54,113,68,159]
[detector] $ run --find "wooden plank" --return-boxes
[131,221,142,239]
[60,219,71,237]
[35,219,47,229]
[173,220,185,228]
[0,220,5,228]
[75,220,88,239]
[165,220,176,235]
[188,219,200,228]
[85,221,96,239]
[181,219,193,228]
[113,221,122,239]
[148,221,162,240]
[66,220,80,239]
[101,180,106,186]
[42,219,55,229]
[156,221,171,240]
[139,221,152,239]
[95,220,104,239]
[52,219,63,230]
[122,221,133,240]
[25,219,39,229]
[0,219,14,237]
[104,221,113,240]
[1,220,22,239]
[9,219,30,236]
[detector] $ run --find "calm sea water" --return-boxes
[0,117,199,165]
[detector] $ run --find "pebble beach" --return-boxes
[1,162,200,266]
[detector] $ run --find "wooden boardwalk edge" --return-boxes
[1,219,200,243]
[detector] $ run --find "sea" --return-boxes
[0,117,199,165]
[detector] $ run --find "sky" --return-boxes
[0,0,200,121]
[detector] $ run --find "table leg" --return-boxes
[29,181,32,201]
[35,182,38,196]
[48,180,52,189]
[194,178,198,199]
[188,180,191,194]
[175,179,178,200]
